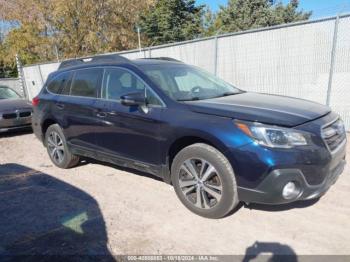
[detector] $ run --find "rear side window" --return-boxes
[47,72,70,94]
[70,68,103,98]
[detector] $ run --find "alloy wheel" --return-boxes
[47,131,65,164]
[178,158,223,209]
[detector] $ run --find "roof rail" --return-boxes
[58,54,130,70]
[144,57,183,63]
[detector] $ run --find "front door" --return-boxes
[94,67,165,165]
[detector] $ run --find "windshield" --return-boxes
[0,87,20,100]
[140,64,242,101]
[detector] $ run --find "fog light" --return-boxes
[282,182,300,200]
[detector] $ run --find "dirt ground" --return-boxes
[0,130,349,257]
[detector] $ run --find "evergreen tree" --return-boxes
[216,0,311,33]
[274,0,312,24]
[139,0,204,45]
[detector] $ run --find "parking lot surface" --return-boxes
[0,131,349,256]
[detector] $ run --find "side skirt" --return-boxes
[69,143,169,181]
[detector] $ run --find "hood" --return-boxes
[186,92,331,127]
[0,99,32,112]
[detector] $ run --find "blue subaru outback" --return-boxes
[32,55,347,218]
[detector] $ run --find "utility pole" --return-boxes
[137,26,142,54]
[0,22,4,43]
[15,54,28,99]
[54,44,60,62]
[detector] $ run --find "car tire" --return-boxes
[45,124,80,169]
[171,143,239,219]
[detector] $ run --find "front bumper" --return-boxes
[237,158,346,204]
[227,112,347,205]
[0,117,32,133]
[0,124,32,133]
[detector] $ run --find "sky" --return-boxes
[198,0,350,18]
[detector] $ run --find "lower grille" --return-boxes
[322,118,346,152]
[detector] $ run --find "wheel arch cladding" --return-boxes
[42,118,58,137]
[167,135,229,170]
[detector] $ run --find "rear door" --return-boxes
[57,67,103,150]
[46,71,72,124]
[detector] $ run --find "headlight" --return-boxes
[236,121,308,148]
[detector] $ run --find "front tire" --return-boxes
[45,124,80,169]
[171,143,239,219]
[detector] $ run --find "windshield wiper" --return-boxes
[222,92,239,96]
[178,92,243,101]
[177,97,201,102]
[213,91,243,99]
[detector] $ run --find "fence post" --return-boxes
[38,65,45,86]
[148,47,152,58]
[326,14,340,106]
[15,54,28,100]
[214,36,219,76]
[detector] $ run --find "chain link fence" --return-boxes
[21,14,350,130]
[0,78,23,97]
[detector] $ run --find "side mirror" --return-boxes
[120,92,146,107]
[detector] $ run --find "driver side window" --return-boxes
[103,68,145,100]
[102,68,163,106]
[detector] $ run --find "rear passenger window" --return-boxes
[47,72,70,94]
[70,68,103,98]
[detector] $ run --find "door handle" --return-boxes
[107,111,118,116]
[96,112,107,118]
[56,103,65,110]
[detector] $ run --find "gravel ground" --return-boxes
[0,131,349,257]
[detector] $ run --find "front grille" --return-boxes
[19,111,32,118]
[322,118,346,152]
[3,113,17,119]
[2,111,32,120]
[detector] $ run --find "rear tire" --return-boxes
[45,124,80,169]
[171,143,239,219]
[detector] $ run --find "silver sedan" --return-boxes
[0,86,32,133]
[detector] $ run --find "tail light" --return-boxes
[32,96,40,107]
